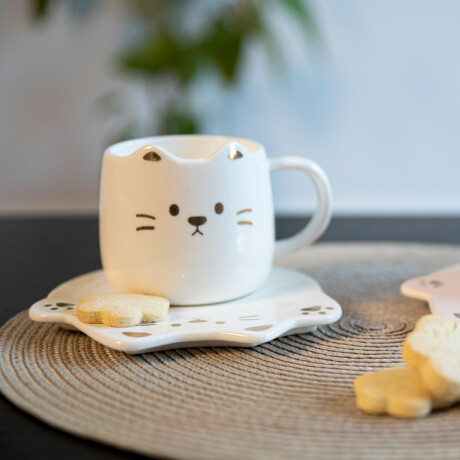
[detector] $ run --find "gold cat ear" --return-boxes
[143,151,161,161]
[130,144,163,161]
[212,141,249,161]
[228,149,243,160]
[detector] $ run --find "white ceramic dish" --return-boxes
[401,265,460,322]
[29,267,342,354]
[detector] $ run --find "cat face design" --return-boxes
[135,203,253,236]
[100,136,275,304]
[131,142,258,239]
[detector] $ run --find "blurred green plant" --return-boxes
[32,0,319,137]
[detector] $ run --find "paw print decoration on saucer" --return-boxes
[29,267,342,354]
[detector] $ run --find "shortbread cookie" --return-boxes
[77,293,169,327]
[354,366,433,418]
[403,314,460,403]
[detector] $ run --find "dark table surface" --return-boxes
[1,216,460,458]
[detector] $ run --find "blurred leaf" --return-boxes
[121,34,180,74]
[273,0,320,43]
[196,2,263,83]
[120,33,198,84]
[160,106,201,135]
[277,0,314,26]
[198,19,244,83]
[31,0,55,20]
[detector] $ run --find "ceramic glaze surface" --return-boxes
[100,135,332,305]
[401,265,460,322]
[28,267,342,354]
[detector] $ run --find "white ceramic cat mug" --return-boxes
[100,135,332,305]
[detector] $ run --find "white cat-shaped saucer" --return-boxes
[29,267,342,354]
[401,265,460,322]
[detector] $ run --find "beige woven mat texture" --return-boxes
[2,243,460,459]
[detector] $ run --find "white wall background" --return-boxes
[1,0,460,215]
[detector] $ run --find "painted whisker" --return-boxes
[136,226,155,231]
[238,221,253,225]
[136,214,156,220]
[236,209,252,215]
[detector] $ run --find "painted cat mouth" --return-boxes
[192,228,204,236]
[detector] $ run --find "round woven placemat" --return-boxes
[2,243,460,459]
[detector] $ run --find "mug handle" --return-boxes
[269,157,333,258]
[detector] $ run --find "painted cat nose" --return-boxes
[188,216,207,227]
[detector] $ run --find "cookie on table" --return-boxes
[354,366,435,418]
[77,293,169,327]
[403,314,460,404]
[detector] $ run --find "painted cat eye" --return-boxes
[169,204,179,216]
[215,202,224,214]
